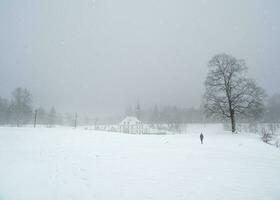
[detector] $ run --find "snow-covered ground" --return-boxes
[0,127,279,200]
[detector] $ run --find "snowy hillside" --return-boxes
[0,127,279,200]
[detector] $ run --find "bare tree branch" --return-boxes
[204,53,266,133]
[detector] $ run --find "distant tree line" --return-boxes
[0,87,77,127]
[1,87,280,128]
[125,104,211,125]
[144,106,205,124]
[124,95,280,127]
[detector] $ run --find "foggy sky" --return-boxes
[1,0,280,116]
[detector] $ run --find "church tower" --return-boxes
[135,102,141,120]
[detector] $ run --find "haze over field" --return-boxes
[1,0,280,116]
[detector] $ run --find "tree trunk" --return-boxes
[230,109,236,133]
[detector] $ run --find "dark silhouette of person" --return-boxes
[200,133,204,144]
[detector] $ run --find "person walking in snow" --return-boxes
[200,133,204,144]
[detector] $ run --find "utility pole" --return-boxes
[34,109,38,128]
[94,118,99,130]
[74,112,78,128]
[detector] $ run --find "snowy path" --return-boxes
[0,127,279,200]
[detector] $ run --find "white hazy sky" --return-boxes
[0,0,279,115]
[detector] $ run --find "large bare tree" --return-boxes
[204,53,266,133]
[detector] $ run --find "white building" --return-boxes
[119,116,144,134]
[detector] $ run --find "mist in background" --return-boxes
[1,0,279,116]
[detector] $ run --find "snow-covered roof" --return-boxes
[119,116,142,125]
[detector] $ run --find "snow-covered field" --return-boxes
[0,127,279,200]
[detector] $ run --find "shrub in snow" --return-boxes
[261,128,273,144]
